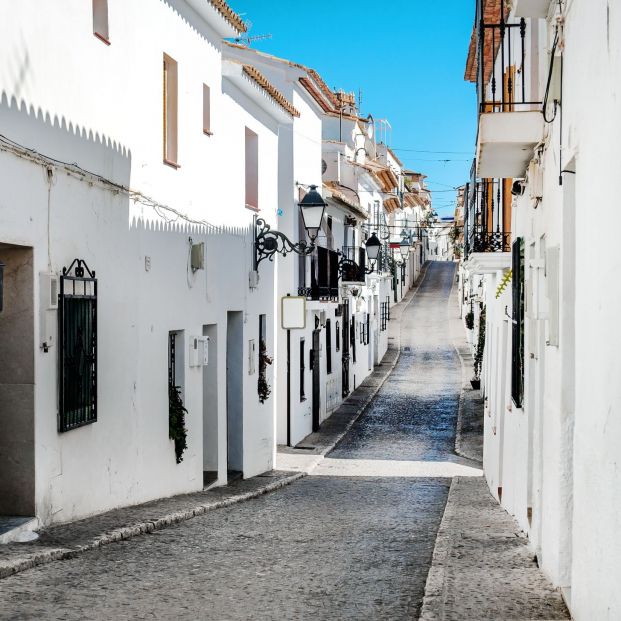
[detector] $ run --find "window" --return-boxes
[58,260,97,432]
[335,321,340,352]
[92,0,109,43]
[168,331,185,394]
[203,84,211,135]
[380,303,387,332]
[299,339,306,401]
[163,54,179,167]
[258,314,270,403]
[298,188,307,288]
[327,216,334,250]
[326,319,332,375]
[511,238,525,407]
[245,127,258,210]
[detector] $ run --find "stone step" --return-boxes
[0,516,39,545]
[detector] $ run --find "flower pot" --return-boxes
[470,379,481,390]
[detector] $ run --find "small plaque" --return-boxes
[281,296,306,330]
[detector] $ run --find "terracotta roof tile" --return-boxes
[208,0,247,33]
[383,197,400,214]
[242,65,300,117]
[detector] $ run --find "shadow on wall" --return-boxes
[0,91,131,184]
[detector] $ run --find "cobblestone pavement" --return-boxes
[0,263,461,620]
[420,478,570,621]
[0,262,567,620]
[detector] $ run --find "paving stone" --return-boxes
[0,263,569,620]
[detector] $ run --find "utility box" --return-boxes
[189,336,209,367]
[39,272,59,351]
[191,242,205,272]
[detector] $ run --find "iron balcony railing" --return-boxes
[464,175,511,259]
[298,246,339,301]
[340,246,367,283]
[477,6,541,114]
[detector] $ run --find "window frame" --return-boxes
[163,54,179,168]
[299,338,306,401]
[202,83,212,136]
[326,319,332,375]
[92,0,110,44]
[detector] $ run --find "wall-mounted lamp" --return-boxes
[338,232,381,279]
[255,185,327,269]
[399,237,410,262]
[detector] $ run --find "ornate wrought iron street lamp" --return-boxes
[255,185,327,268]
[399,237,410,262]
[338,232,382,278]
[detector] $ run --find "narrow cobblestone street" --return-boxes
[0,263,565,620]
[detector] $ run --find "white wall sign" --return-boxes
[281,296,306,330]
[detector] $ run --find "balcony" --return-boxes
[340,246,367,284]
[513,0,552,18]
[464,178,512,272]
[475,17,543,178]
[298,246,339,302]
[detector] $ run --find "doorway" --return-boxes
[0,244,35,518]
[202,324,218,487]
[226,311,243,481]
[341,300,350,397]
[311,328,321,432]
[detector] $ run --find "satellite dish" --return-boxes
[322,159,327,174]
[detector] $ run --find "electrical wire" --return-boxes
[390,148,474,155]
[543,26,560,123]
[0,132,237,235]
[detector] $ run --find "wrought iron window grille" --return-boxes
[58,259,97,433]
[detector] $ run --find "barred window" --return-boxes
[59,260,97,432]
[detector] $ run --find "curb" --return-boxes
[0,472,305,580]
[419,478,460,621]
[420,264,481,619]
[303,263,431,464]
[447,271,483,465]
[0,265,430,582]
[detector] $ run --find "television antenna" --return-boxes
[233,19,272,46]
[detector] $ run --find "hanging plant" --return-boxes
[169,384,188,464]
[465,310,475,330]
[473,306,487,381]
[258,340,273,404]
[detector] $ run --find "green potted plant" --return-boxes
[258,340,273,404]
[169,384,188,464]
[471,306,486,390]
[465,310,475,330]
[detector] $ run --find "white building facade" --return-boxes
[0,0,432,534]
[462,1,621,618]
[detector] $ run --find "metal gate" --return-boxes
[58,259,97,432]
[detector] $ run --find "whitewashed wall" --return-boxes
[0,0,279,525]
[469,2,621,618]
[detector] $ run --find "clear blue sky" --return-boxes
[229,0,477,217]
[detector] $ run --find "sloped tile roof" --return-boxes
[242,65,300,117]
[209,0,247,33]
